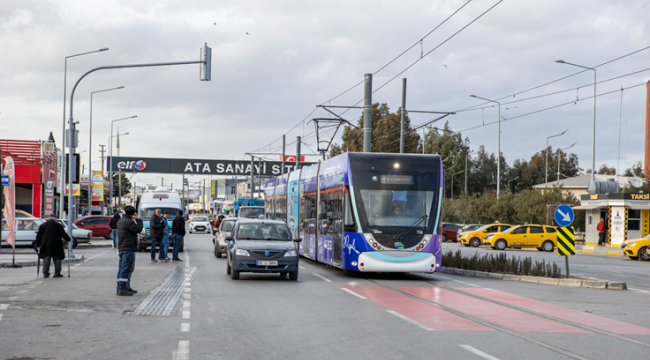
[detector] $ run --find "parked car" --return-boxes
[441,223,461,242]
[225,219,301,280]
[458,223,512,247]
[75,216,112,239]
[57,219,92,246]
[484,224,557,252]
[213,218,237,258]
[621,234,650,260]
[2,218,44,246]
[189,216,211,234]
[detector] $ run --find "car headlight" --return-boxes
[235,249,250,256]
[284,250,297,257]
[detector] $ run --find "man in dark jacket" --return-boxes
[109,211,121,248]
[36,214,71,278]
[172,210,186,262]
[149,208,166,262]
[116,206,144,296]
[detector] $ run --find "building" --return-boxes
[1,139,58,217]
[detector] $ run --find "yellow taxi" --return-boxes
[459,223,512,247]
[484,224,557,252]
[621,234,650,260]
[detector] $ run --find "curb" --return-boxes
[1,255,85,268]
[438,266,626,290]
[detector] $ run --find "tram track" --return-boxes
[365,276,650,360]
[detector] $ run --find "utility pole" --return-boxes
[281,134,285,175]
[118,166,122,210]
[250,156,255,199]
[203,179,206,211]
[296,136,301,172]
[182,174,185,209]
[99,144,106,175]
[363,73,372,153]
[257,158,262,198]
[400,78,407,154]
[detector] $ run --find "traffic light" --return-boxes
[200,43,211,81]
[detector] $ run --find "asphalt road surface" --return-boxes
[1,233,649,360]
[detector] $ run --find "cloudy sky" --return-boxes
[2,0,649,188]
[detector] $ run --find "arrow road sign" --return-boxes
[554,204,575,227]
[1,175,9,186]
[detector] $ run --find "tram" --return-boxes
[264,152,442,273]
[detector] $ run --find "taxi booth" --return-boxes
[574,193,650,247]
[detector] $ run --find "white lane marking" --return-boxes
[312,273,332,283]
[467,283,480,288]
[172,340,190,360]
[182,301,191,309]
[183,294,191,300]
[84,249,111,263]
[341,288,367,300]
[16,290,28,294]
[298,265,306,270]
[452,280,466,284]
[459,345,501,360]
[0,304,9,310]
[628,288,650,294]
[436,275,452,280]
[183,247,190,267]
[611,270,622,274]
[184,287,191,293]
[0,314,3,323]
[386,310,434,331]
[180,323,190,332]
[182,310,190,319]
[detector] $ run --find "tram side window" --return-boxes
[265,197,274,220]
[344,192,355,227]
[275,195,286,222]
[301,192,317,234]
[320,188,343,235]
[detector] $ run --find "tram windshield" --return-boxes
[360,190,434,227]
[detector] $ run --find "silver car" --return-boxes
[214,218,237,258]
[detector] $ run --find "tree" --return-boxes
[586,164,616,175]
[623,162,644,178]
[329,103,421,156]
[422,121,469,197]
[48,131,56,145]
[112,172,132,197]
[510,146,581,189]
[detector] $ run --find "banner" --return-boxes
[107,156,313,176]
[211,180,217,197]
[91,170,104,202]
[44,177,56,215]
[2,156,16,249]
[65,183,81,197]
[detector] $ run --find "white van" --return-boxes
[138,187,183,252]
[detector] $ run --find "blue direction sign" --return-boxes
[554,204,575,227]
[1,175,9,186]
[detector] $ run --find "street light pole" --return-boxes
[464,150,476,195]
[470,95,501,198]
[108,116,137,213]
[451,171,463,198]
[60,47,108,219]
[558,142,577,181]
[556,60,596,183]
[545,129,568,188]
[89,86,124,215]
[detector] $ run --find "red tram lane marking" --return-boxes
[399,287,588,333]
[460,288,650,335]
[344,286,491,331]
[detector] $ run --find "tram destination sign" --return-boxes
[107,156,313,176]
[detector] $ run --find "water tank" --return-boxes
[588,179,621,194]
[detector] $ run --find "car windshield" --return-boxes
[221,220,236,232]
[193,216,208,222]
[500,226,517,233]
[239,207,265,219]
[236,223,291,241]
[141,208,178,220]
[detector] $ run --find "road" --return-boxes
[0,233,649,359]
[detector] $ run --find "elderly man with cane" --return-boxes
[35,214,71,278]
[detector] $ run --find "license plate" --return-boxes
[256,260,278,266]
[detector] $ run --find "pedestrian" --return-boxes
[116,205,144,296]
[158,212,171,261]
[149,208,166,262]
[109,210,121,248]
[172,210,186,262]
[597,218,606,246]
[35,214,71,278]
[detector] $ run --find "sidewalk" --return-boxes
[575,244,622,256]
[0,238,113,267]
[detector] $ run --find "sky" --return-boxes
[2,0,649,188]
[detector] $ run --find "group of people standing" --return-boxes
[149,209,186,263]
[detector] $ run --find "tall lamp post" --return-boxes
[470,95,501,198]
[557,142,577,181]
[59,47,109,218]
[108,116,137,213]
[464,150,476,195]
[88,86,124,215]
[545,129,568,188]
[450,171,463,198]
[555,60,596,183]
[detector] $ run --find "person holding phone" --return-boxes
[116,206,144,296]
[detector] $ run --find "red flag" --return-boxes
[3,156,16,249]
